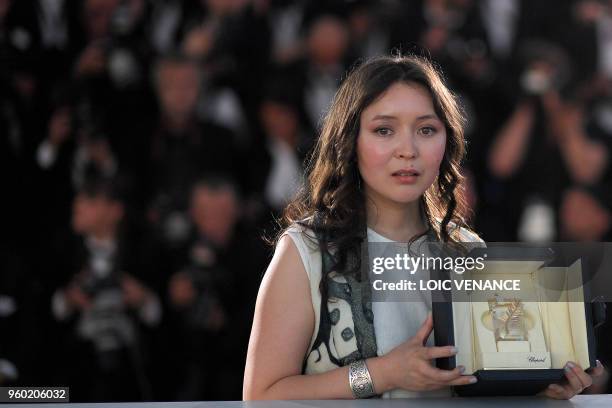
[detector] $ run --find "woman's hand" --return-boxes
[379,314,478,392]
[540,360,606,399]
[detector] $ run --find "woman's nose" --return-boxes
[396,133,418,159]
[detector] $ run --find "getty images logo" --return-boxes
[528,356,547,363]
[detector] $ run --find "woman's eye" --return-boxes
[375,127,392,136]
[419,126,436,136]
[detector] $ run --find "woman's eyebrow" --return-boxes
[370,113,441,121]
[416,114,440,121]
[371,114,397,121]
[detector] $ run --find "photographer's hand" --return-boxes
[169,272,197,307]
[206,301,227,331]
[85,137,117,176]
[64,283,91,311]
[182,24,215,59]
[488,101,535,179]
[379,314,477,392]
[75,44,106,77]
[550,102,609,184]
[122,274,153,308]
[48,108,72,146]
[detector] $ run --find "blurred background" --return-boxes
[1,0,612,401]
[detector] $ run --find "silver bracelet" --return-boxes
[348,359,376,398]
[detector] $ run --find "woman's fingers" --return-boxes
[590,359,606,379]
[563,367,584,395]
[419,362,478,386]
[420,363,462,382]
[544,383,573,400]
[415,345,477,386]
[412,313,434,346]
[423,345,458,359]
[563,361,590,396]
[542,361,598,400]
[447,374,479,387]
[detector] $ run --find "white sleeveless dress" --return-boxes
[283,223,483,398]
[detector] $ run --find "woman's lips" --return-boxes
[391,169,420,184]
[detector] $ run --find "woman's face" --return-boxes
[356,81,447,206]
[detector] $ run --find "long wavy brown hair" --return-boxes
[278,55,472,287]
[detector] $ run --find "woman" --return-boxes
[243,55,602,400]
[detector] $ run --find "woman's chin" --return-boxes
[388,193,424,205]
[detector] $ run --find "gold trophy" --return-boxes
[487,294,528,342]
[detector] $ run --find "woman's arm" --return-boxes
[243,234,376,399]
[243,235,475,400]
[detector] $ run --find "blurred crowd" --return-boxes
[1,0,612,401]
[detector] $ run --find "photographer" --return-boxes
[165,176,266,401]
[146,54,243,247]
[50,176,160,402]
[487,40,610,241]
